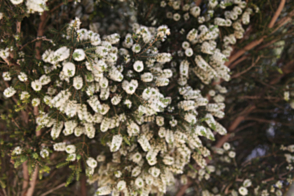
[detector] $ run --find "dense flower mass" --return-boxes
[2,0,293,196]
[0,0,253,194]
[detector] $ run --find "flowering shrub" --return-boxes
[1,0,294,196]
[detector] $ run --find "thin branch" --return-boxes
[229,55,248,69]
[40,183,66,196]
[176,180,192,196]
[1,187,7,196]
[195,0,202,6]
[35,12,48,60]
[238,95,280,100]
[214,105,256,148]
[25,11,48,196]
[20,37,54,51]
[227,0,288,67]
[231,56,260,78]
[81,175,87,196]
[268,0,286,28]
[226,37,265,67]
[21,161,29,196]
[26,165,39,196]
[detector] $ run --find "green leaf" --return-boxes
[188,164,198,173]
[210,123,216,131]
[0,179,6,189]
[56,162,70,168]
[123,136,131,146]
[276,67,283,74]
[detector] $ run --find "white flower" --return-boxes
[228,151,236,158]
[275,180,283,189]
[95,186,111,195]
[53,142,66,151]
[135,177,144,188]
[185,48,193,57]
[97,155,106,162]
[3,87,16,98]
[73,49,86,61]
[238,186,248,196]
[12,146,22,155]
[141,72,153,82]
[73,76,83,90]
[26,0,48,14]
[39,75,51,85]
[223,142,231,150]
[160,1,166,7]
[124,99,132,108]
[66,153,76,161]
[173,13,181,21]
[132,44,141,53]
[110,135,123,152]
[132,152,142,163]
[276,190,282,196]
[2,72,11,81]
[40,148,49,158]
[86,157,98,168]
[62,62,76,77]
[18,72,28,82]
[149,167,161,178]
[243,179,252,187]
[231,190,238,196]
[65,145,76,154]
[131,166,141,177]
[111,95,122,105]
[133,60,144,72]
[54,46,70,62]
[31,80,42,91]
[0,12,3,20]
[284,91,290,101]
[0,48,10,59]
[10,0,23,5]
[20,91,30,100]
[114,170,122,178]
[122,80,138,95]
[91,33,101,46]
[86,167,94,176]
[182,41,190,49]
[117,181,126,191]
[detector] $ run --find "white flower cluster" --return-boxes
[161,0,252,85]
[9,0,48,14]
[0,0,254,194]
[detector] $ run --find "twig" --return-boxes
[176,180,192,196]
[20,37,54,51]
[40,183,66,196]
[227,0,287,67]
[231,56,260,78]
[1,188,7,196]
[25,11,48,196]
[214,105,256,148]
[81,175,87,196]
[35,11,48,60]
[238,96,280,100]
[21,162,29,196]
[226,38,265,67]
[195,0,202,6]
[26,165,39,196]
[268,0,286,28]
[229,55,248,69]
[50,0,73,13]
